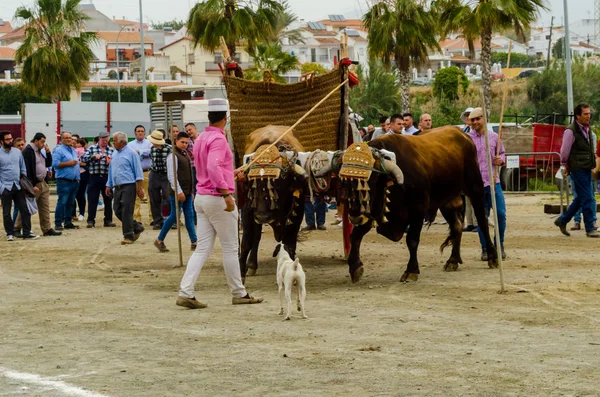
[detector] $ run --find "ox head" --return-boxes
[244,144,306,225]
[323,143,403,226]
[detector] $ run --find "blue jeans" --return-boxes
[158,194,197,243]
[304,196,327,227]
[569,175,597,224]
[560,170,596,232]
[55,179,79,228]
[476,183,506,249]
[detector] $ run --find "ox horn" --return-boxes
[293,164,306,176]
[383,159,404,185]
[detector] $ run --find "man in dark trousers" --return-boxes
[148,130,172,229]
[20,133,61,237]
[81,132,116,228]
[0,130,38,241]
[106,131,145,245]
[554,103,600,238]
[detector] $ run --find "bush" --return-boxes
[90,85,157,103]
[0,83,52,114]
[432,66,469,101]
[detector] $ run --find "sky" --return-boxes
[0,0,594,29]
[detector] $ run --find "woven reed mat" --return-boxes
[224,67,343,156]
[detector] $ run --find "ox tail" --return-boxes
[293,258,300,271]
[440,235,453,253]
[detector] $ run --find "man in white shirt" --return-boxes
[403,113,419,135]
[127,125,152,224]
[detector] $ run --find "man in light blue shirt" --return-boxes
[52,132,81,231]
[106,131,145,244]
[127,124,152,223]
[0,130,38,240]
[402,113,419,135]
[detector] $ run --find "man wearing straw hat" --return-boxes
[461,107,478,232]
[147,130,172,230]
[467,107,507,260]
[176,98,263,309]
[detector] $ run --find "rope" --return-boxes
[305,150,331,204]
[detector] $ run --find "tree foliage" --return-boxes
[552,37,564,60]
[14,0,97,101]
[363,0,440,112]
[90,85,157,103]
[151,19,185,31]
[491,52,541,67]
[186,0,284,59]
[349,60,402,126]
[433,66,469,101]
[244,42,298,83]
[527,60,600,120]
[0,84,52,114]
[300,63,329,75]
[433,0,547,117]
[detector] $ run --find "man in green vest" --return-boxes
[554,103,600,238]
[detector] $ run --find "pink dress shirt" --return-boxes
[467,129,506,187]
[194,126,235,196]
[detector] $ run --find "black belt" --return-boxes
[56,178,78,183]
[150,170,167,175]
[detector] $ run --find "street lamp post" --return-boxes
[139,0,147,104]
[115,25,126,103]
[563,0,574,116]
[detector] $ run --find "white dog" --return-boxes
[273,243,307,320]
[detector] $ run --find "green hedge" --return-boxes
[90,85,157,103]
[0,84,52,114]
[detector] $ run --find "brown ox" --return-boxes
[239,125,307,278]
[326,126,498,282]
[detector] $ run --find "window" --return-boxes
[81,92,92,102]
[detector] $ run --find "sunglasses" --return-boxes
[471,116,482,121]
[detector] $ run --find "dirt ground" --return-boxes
[1,194,600,396]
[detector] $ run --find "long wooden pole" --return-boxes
[493,41,513,183]
[236,78,349,175]
[480,87,506,294]
[169,105,184,268]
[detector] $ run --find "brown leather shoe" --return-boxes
[232,294,264,305]
[570,223,581,231]
[176,296,207,309]
[121,238,134,245]
[154,239,169,252]
[554,218,570,236]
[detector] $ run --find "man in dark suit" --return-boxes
[20,132,62,237]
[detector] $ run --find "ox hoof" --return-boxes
[488,259,499,269]
[246,268,257,277]
[443,262,460,272]
[350,266,364,283]
[400,272,419,282]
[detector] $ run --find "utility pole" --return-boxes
[139,0,147,103]
[563,0,574,116]
[546,16,554,68]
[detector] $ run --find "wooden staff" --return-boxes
[169,105,184,268]
[493,41,512,182]
[480,86,506,293]
[236,78,349,176]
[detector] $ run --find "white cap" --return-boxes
[208,98,229,112]
[460,107,474,123]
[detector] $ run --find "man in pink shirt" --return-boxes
[176,98,263,309]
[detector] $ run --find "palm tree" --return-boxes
[14,0,97,101]
[186,0,284,60]
[275,0,306,45]
[363,0,440,112]
[433,0,546,116]
[244,42,298,83]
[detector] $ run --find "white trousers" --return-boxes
[179,195,247,299]
[465,196,478,227]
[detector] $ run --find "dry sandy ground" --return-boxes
[1,195,600,397]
